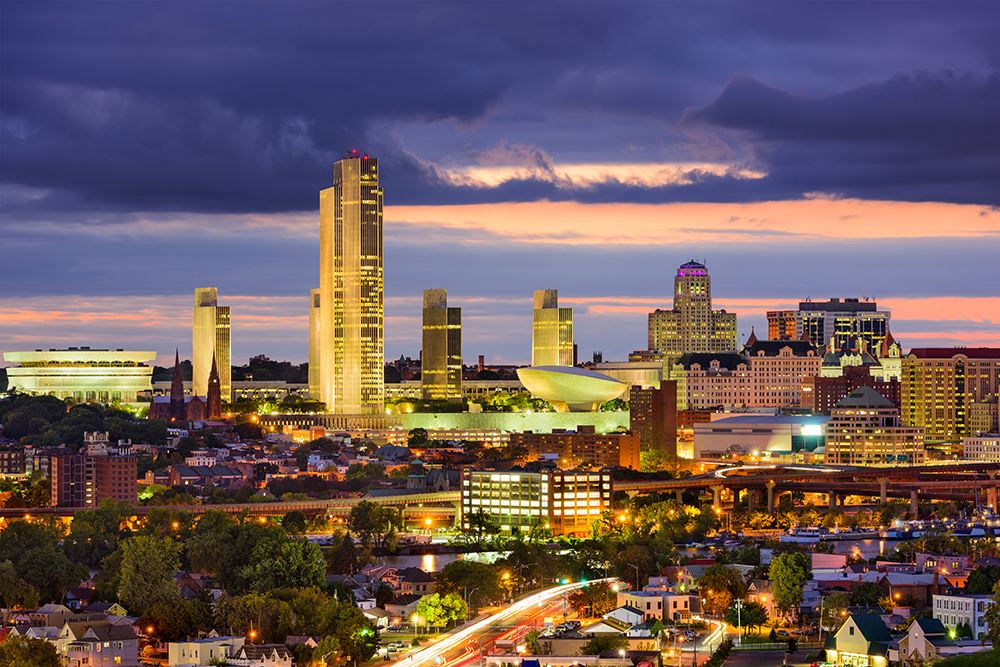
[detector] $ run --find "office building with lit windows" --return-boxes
[461,468,612,537]
[319,151,384,414]
[50,433,137,507]
[193,287,231,402]
[766,298,889,353]
[308,288,322,400]
[532,290,574,367]
[3,348,154,407]
[825,386,925,466]
[902,348,1000,442]
[421,289,462,401]
[647,261,737,367]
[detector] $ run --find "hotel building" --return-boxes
[509,426,640,470]
[421,289,462,401]
[962,434,1000,462]
[532,290,574,367]
[461,468,612,537]
[902,348,1000,441]
[319,151,384,414]
[50,433,138,507]
[824,385,925,466]
[647,260,737,367]
[629,381,678,455]
[192,287,231,402]
[3,348,154,407]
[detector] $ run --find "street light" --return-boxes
[619,649,626,667]
[631,564,640,592]
[734,599,743,646]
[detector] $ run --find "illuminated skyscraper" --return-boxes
[421,289,462,401]
[308,288,321,401]
[193,288,231,402]
[767,298,890,352]
[532,289,573,367]
[319,151,384,414]
[647,260,736,366]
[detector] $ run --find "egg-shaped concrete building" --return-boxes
[516,365,627,412]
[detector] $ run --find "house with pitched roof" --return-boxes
[168,636,246,666]
[823,614,893,667]
[227,643,293,667]
[57,620,139,667]
[897,618,956,663]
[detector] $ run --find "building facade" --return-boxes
[629,381,678,455]
[50,435,138,507]
[421,289,462,401]
[4,348,154,406]
[192,287,231,402]
[309,288,322,400]
[801,366,901,415]
[768,298,890,352]
[932,593,993,640]
[509,426,641,470]
[319,151,384,414]
[461,468,612,537]
[902,348,1000,442]
[741,338,822,408]
[693,415,828,461]
[532,289,574,367]
[968,399,999,435]
[647,261,737,366]
[962,434,1000,462]
[825,386,925,466]
[671,353,752,410]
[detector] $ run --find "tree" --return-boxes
[698,564,748,616]
[0,635,62,667]
[282,510,308,534]
[408,428,429,447]
[140,599,214,642]
[849,582,885,607]
[964,565,1000,594]
[725,600,768,637]
[324,531,361,575]
[568,581,617,617]
[414,593,467,628]
[117,535,182,615]
[580,634,629,655]
[0,560,39,609]
[435,560,505,606]
[460,509,501,549]
[983,578,1000,647]
[770,552,811,618]
[821,593,851,628]
[349,500,403,555]
[16,546,88,604]
[243,537,325,592]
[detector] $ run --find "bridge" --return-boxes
[616,462,1000,516]
[0,490,461,523]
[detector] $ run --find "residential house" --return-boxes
[64,587,96,611]
[933,593,993,640]
[168,636,245,666]
[385,594,423,621]
[397,567,436,595]
[581,618,631,635]
[918,553,973,576]
[227,644,294,667]
[747,580,775,618]
[617,592,664,621]
[58,621,139,667]
[604,605,644,628]
[85,602,128,617]
[29,604,74,627]
[897,618,957,663]
[823,614,893,667]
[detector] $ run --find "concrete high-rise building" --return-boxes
[421,289,462,401]
[767,298,889,352]
[319,151,384,414]
[629,381,678,455]
[193,288,231,402]
[308,288,321,401]
[647,261,737,367]
[902,348,1000,442]
[532,289,573,367]
[825,385,925,466]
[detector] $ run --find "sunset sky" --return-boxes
[1,2,998,367]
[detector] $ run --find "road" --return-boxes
[388,581,731,667]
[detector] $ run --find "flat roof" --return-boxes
[697,415,830,426]
[5,350,157,363]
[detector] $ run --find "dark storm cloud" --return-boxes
[1,1,997,213]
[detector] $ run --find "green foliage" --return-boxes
[117,535,182,615]
[324,530,362,575]
[770,552,812,616]
[725,600,768,636]
[16,545,88,604]
[0,635,62,667]
[822,593,851,627]
[349,500,402,555]
[579,634,629,655]
[140,599,214,642]
[407,428,429,446]
[701,639,734,667]
[567,581,617,616]
[414,592,468,627]
[965,565,1000,594]
[849,582,885,607]
[434,560,506,607]
[983,579,1000,647]
[282,510,308,534]
[242,537,325,592]
[930,650,1000,667]
[346,462,388,480]
[0,560,39,609]
[458,508,501,549]
[698,564,747,616]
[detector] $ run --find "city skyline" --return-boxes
[1,2,997,367]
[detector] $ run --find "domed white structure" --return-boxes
[516,365,627,412]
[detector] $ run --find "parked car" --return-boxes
[776,630,790,637]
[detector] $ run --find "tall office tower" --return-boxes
[629,380,678,455]
[421,289,462,401]
[902,348,1000,443]
[767,298,890,353]
[308,288,322,400]
[193,288,231,402]
[824,385,925,466]
[647,260,737,367]
[319,151,384,414]
[532,289,574,367]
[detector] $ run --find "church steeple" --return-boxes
[746,327,758,347]
[169,349,185,422]
[207,352,222,419]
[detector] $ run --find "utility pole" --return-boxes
[631,564,640,591]
[735,599,743,647]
